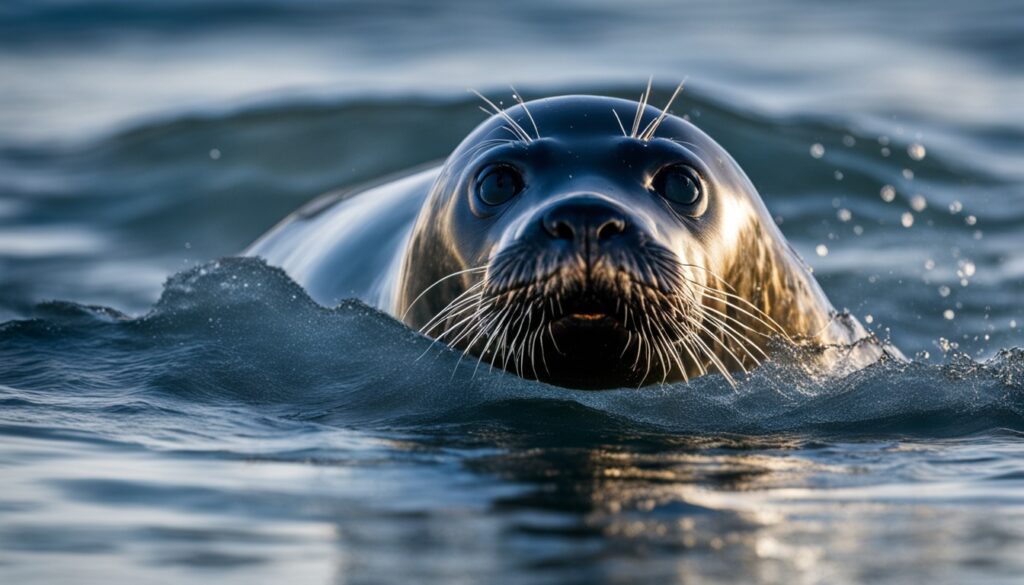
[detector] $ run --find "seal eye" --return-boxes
[652,164,703,208]
[476,165,524,206]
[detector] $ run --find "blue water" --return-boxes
[2,1,1024,583]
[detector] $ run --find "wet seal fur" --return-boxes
[248,90,894,388]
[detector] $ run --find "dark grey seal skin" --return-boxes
[248,93,891,388]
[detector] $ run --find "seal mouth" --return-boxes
[565,312,612,322]
[550,295,624,330]
[554,311,621,330]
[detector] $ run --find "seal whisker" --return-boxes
[659,306,703,379]
[476,106,530,144]
[423,302,492,364]
[630,76,654,139]
[405,266,486,322]
[417,283,488,360]
[419,279,487,335]
[471,89,533,143]
[673,263,793,337]
[538,318,554,377]
[674,316,709,378]
[680,313,747,378]
[546,321,564,356]
[509,85,541,140]
[429,300,488,344]
[473,304,516,376]
[436,290,491,340]
[676,316,737,385]
[688,313,753,372]
[655,307,699,376]
[639,78,686,142]
[660,331,692,383]
[456,304,507,376]
[526,320,542,378]
[636,294,657,383]
[611,108,628,137]
[697,308,768,366]
[670,287,767,358]
[513,306,535,377]
[699,304,774,356]
[443,315,487,361]
[498,303,520,374]
[487,304,523,374]
[510,305,534,377]
[649,314,685,384]
[681,277,792,339]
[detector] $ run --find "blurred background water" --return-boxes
[1,1,1024,583]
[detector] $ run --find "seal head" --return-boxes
[397,95,870,388]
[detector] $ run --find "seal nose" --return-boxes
[541,199,628,243]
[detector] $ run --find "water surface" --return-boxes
[1,1,1023,583]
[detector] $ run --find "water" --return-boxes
[2,1,1023,583]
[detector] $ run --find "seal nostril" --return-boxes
[551,220,575,240]
[596,218,626,240]
[543,210,578,240]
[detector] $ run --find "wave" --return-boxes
[1,257,1021,441]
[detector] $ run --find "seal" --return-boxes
[247,88,888,388]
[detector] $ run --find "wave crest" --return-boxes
[1,257,1021,438]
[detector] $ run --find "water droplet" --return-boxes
[962,261,976,277]
[209,148,221,160]
[880,185,896,202]
[833,170,844,181]
[880,147,891,157]
[842,135,856,147]
[907,143,927,160]
[901,212,914,228]
[938,285,951,297]
[943,309,955,320]
[809,143,825,158]
[948,200,962,214]
[924,259,935,270]
[902,168,914,180]
[1011,319,1018,329]
[878,135,890,146]
[865,314,874,324]
[965,215,977,226]
[853,225,864,235]
[815,244,829,257]
[910,194,927,212]
[837,209,852,222]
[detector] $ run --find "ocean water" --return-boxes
[2,1,1024,583]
